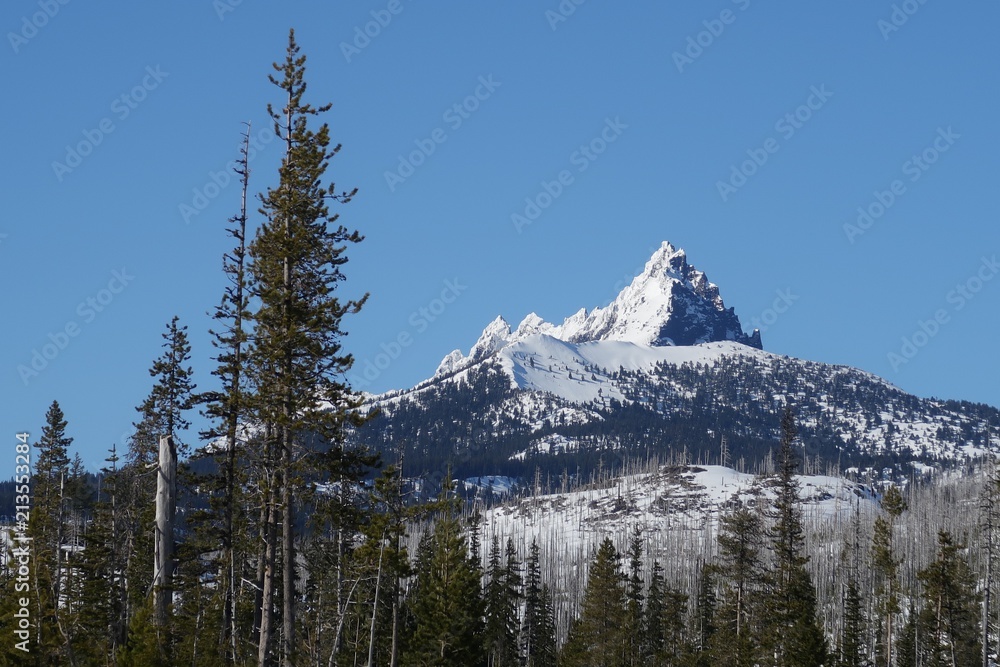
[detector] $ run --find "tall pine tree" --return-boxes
[246,29,373,667]
[521,539,556,667]
[624,527,645,666]
[199,122,255,665]
[561,537,627,667]
[27,401,74,662]
[917,531,981,667]
[764,407,827,667]
[483,535,520,667]
[712,503,765,666]
[871,485,906,667]
[402,482,485,667]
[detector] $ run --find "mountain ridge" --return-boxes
[435,241,761,377]
[355,243,998,487]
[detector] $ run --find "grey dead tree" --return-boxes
[153,434,176,626]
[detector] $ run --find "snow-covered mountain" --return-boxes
[435,241,760,376]
[356,242,999,486]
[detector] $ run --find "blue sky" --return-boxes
[2,1,998,474]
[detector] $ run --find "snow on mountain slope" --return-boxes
[435,241,760,377]
[374,335,771,411]
[500,336,769,404]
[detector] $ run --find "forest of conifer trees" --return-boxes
[3,30,1000,667]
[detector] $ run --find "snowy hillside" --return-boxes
[482,464,872,543]
[472,464,876,613]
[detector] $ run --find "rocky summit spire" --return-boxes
[554,241,762,349]
[436,241,761,376]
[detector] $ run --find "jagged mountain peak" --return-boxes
[469,316,512,360]
[436,242,760,377]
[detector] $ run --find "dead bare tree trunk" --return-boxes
[153,434,176,627]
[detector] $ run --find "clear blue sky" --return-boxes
[3,1,998,474]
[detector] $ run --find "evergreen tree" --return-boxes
[74,446,127,664]
[522,539,556,667]
[560,537,627,667]
[148,316,196,640]
[147,315,197,448]
[895,601,918,667]
[692,562,717,662]
[351,463,411,665]
[402,483,485,667]
[711,503,765,667]
[26,401,74,662]
[917,531,981,667]
[113,318,198,658]
[119,397,161,653]
[198,122,255,665]
[660,583,689,665]
[644,561,688,666]
[483,535,520,667]
[299,450,375,665]
[168,533,225,667]
[624,527,645,665]
[871,485,906,667]
[644,561,667,661]
[246,29,373,667]
[764,407,827,667]
[838,580,866,667]
[536,584,558,667]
